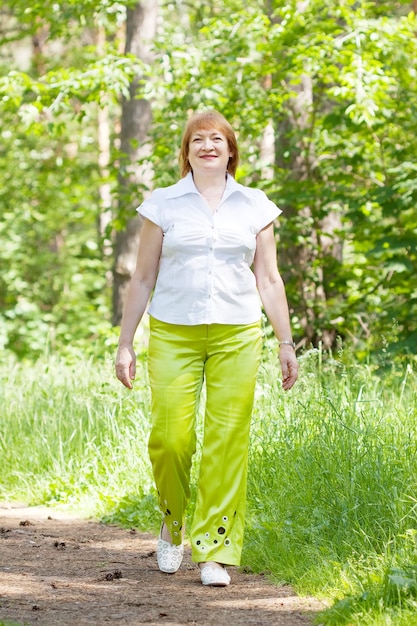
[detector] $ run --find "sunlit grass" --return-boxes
[0,345,416,625]
[0,351,156,522]
[244,344,417,625]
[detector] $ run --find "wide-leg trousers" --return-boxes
[147,317,262,566]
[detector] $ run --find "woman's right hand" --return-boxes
[115,345,136,389]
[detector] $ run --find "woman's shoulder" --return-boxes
[138,176,194,222]
[228,177,269,200]
[228,178,282,222]
[149,174,194,201]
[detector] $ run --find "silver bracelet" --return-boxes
[279,340,296,349]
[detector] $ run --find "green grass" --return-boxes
[244,345,417,624]
[0,344,416,625]
[0,350,158,525]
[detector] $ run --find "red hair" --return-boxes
[179,111,239,178]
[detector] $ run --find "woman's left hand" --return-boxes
[279,346,299,391]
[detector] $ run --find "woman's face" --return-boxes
[188,127,232,176]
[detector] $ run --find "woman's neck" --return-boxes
[192,172,227,197]
[192,172,227,213]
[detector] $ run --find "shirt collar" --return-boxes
[164,171,259,201]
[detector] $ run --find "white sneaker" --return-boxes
[157,526,183,573]
[200,564,231,587]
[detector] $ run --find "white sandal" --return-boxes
[200,563,231,587]
[157,525,184,574]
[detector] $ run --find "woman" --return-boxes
[115,110,298,587]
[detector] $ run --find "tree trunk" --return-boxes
[268,1,343,349]
[96,25,112,261]
[112,0,158,326]
[274,74,344,349]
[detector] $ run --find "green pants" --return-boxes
[147,317,262,566]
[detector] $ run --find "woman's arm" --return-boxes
[253,223,299,391]
[115,218,163,388]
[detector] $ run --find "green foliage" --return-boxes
[243,346,417,624]
[318,554,417,625]
[1,0,416,359]
[148,0,417,357]
[0,1,143,356]
[0,350,153,510]
[1,0,133,42]
[101,493,161,533]
[0,111,110,355]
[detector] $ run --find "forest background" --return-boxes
[1,2,417,625]
[1,0,416,360]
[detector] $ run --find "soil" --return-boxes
[0,503,325,626]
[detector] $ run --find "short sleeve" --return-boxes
[255,190,282,232]
[136,193,163,229]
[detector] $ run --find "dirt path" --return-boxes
[0,503,324,625]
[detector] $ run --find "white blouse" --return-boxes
[137,172,282,325]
